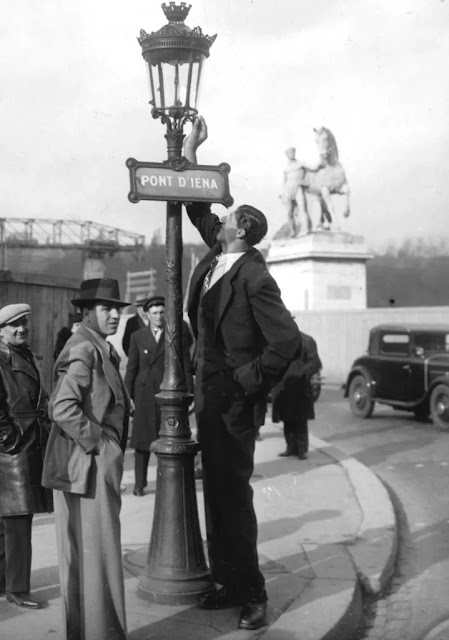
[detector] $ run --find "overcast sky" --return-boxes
[1,0,448,250]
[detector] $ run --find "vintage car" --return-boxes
[344,323,449,429]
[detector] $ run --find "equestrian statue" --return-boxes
[281,127,350,237]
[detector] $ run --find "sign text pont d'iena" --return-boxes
[126,158,234,207]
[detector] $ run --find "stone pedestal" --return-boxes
[266,231,372,311]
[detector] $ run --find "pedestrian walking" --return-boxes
[42,278,130,640]
[273,331,322,459]
[125,295,193,496]
[0,303,52,610]
[183,116,302,631]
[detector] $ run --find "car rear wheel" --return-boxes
[430,384,449,430]
[348,375,375,418]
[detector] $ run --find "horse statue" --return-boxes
[281,127,350,237]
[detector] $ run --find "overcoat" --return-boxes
[125,324,193,451]
[0,341,51,516]
[122,313,145,356]
[42,324,130,495]
[272,333,322,423]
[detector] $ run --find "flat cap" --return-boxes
[143,295,165,311]
[0,303,31,327]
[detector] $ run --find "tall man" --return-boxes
[0,303,51,610]
[125,295,193,496]
[184,117,302,631]
[42,278,130,640]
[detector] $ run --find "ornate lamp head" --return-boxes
[138,3,217,127]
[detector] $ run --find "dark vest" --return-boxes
[196,278,230,380]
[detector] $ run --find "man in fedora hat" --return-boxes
[0,303,51,611]
[125,295,193,496]
[42,278,130,640]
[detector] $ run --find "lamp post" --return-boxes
[135,2,216,604]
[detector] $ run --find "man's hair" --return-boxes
[235,205,268,247]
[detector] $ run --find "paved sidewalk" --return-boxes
[0,420,398,640]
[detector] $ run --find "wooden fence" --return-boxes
[0,271,78,388]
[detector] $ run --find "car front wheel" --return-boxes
[348,375,375,419]
[430,384,449,430]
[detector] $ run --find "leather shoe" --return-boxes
[198,586,246,610]
[278,449,297,457]
[133,487,144,497]
[7,592,43,609]
[238,601,268,630]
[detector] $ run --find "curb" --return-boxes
[311,435,399,596]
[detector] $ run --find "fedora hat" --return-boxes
[71,278,130,308]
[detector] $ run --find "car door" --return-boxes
[375,332,411,401]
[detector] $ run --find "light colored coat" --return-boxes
[42,324,129,494]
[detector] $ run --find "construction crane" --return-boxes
[0,217,146,274]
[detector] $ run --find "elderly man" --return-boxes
[125,295,193,496]
[42,278,130,640]
[183,117,302,631]
[0,303,51,610]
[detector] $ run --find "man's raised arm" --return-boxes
[184,115,208,165]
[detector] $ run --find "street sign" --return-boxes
[126,157,234,207]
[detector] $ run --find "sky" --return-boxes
[1,0,449,251]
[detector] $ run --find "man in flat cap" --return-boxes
[125,295,193,496]
[183,117,302,631]
[42,278,130,640]
[0,303,51,610]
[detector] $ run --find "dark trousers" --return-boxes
[284,418,309,454]
[134,449,150,489]
[195,381,265,597]
[0,514,33,593]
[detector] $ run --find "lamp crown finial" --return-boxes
[162,2,192,23]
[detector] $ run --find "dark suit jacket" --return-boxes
[122,313,146,356]
[272,332,322,422]
[125,323,193,450]
[186,202,301,397]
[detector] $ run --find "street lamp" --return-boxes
[135,3,216,604]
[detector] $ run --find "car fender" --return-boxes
[428,376,449,397]
[344,366,375,398]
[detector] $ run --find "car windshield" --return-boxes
[413,332,449,355]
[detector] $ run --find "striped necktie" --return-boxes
[203,256,219,293]
[109,344,121,372]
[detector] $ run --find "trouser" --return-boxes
[0,514,33,593]
[54,436,126,640]
[284,418,309,454]
[134,449,150,489]
[195,379,265,597]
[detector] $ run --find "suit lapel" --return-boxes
[9,348,39,382]
[77,325,122,403]
[214,251,253,334]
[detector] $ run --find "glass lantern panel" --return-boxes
[146,53,206,117]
